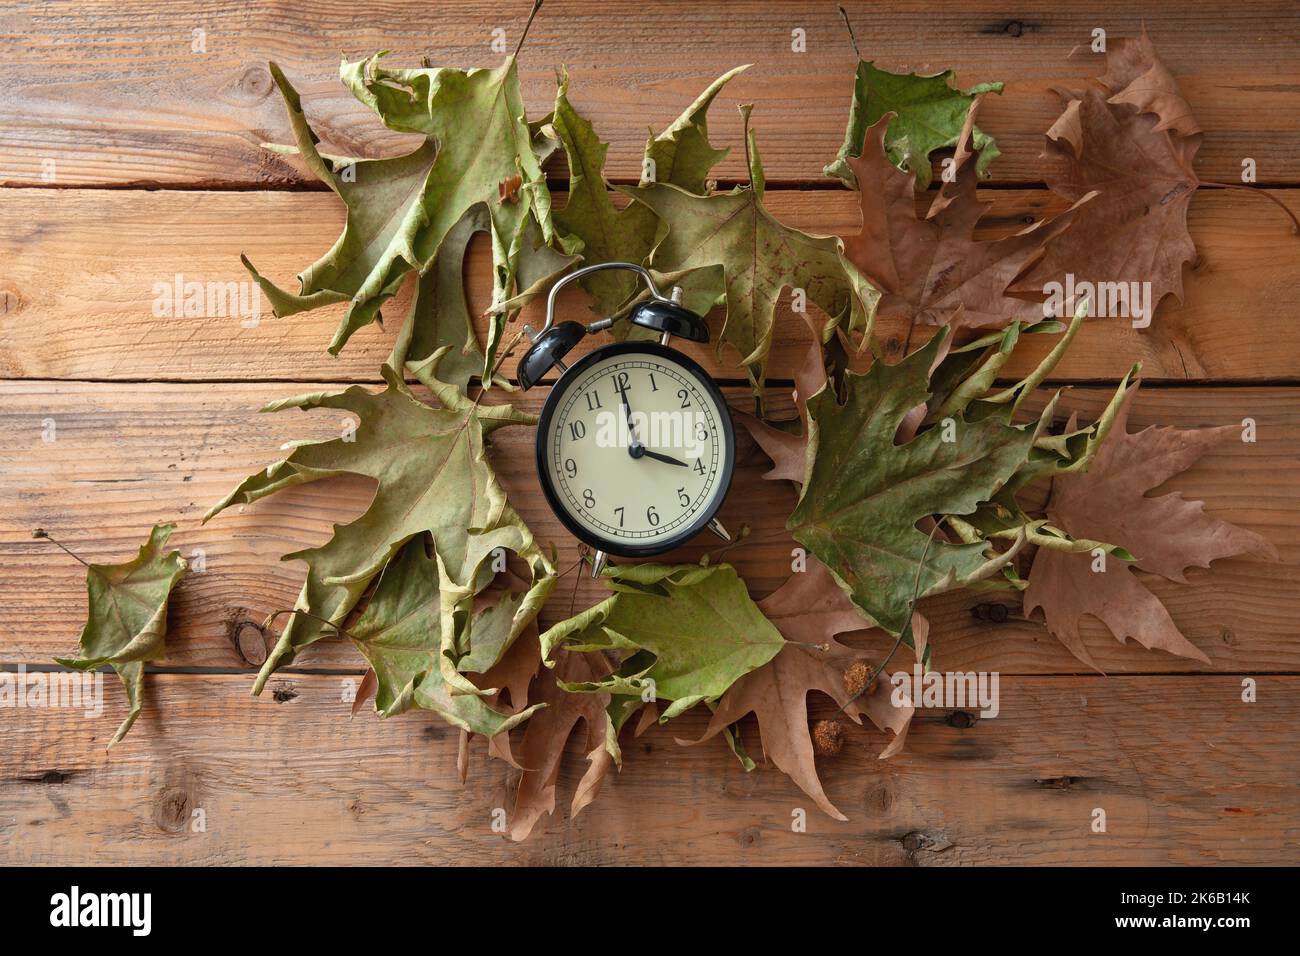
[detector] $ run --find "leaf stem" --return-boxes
[262,608,359,643]
[837,5,862,59]
[31,528,91,568]
[513,0,544,59]
[1200,180,1300,234]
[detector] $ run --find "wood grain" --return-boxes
[3,1,1299,187]
[2,381,1292,674]
[2,671,1295,865]
[4,187,1299,384]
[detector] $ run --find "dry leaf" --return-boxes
[509,650,616,841]
[842,105,1085,331]
[1012,31,1201,313]
[684,558,917,821]
[1024,383,1277,667]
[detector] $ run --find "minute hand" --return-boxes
[640,449,689,467]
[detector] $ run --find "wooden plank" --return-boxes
[1,381,1292,674]
[1,671,1295,864]
[3,1,1299,187]
[4,187,1299,384]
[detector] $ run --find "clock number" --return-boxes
[613,370,631,394]
[569,420,587,441]
[677,388,691,409]
[693,458,706,476]
[677,486,690,507]
[583,489,595,509]
[564,458,578,478]
[646,505,660,526]
[614,506,625,527]
[695,420,708,441]
[648,373,660,392]
[584,389,603,412]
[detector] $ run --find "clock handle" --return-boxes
[539,262,672,339]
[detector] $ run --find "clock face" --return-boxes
[536,342,735,557]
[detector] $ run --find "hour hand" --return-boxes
[640,449,688,468]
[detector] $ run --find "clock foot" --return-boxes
[707,517,731,542]
[590,549,609,578]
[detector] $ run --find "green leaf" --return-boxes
[629,108,873,390]
[205,355,554,694]
[825,60,1003,190]
[787,332,1035,634]
[550,66,745,328]
[539,563,785,720]
[54,524,187,748]
[242,63,438,348]
[349,536,543,736]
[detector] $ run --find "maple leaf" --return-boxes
[1011,31,1203,313]
[550,66,747,323]
[1024,383,1277,668]
[53,524,187,747]
[347,536,543,736]
[508,649,617,842]
[686,558,918,820]
[627,106,874,390]
[825,58,1003,190]
[788,331,1038,635]
[205,353,554,695]
[841,107,1086,331]
[539,562,786,720]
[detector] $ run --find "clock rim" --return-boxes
[533,340,737,559]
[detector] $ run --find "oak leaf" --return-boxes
[508,649,617,841]
[54,524,187,747]
[628,106,874,390]
[205,354,554,695]
[551,66,747,323]
[1024,383,1277,667]
[348,536,542,736]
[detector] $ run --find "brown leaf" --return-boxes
[508,649,615,841]
[1012,31,1201,312]
[1024,383,1277,668]
[841,105,1084,331]
[498,173,523,203]
[351,668,377,717]
[684,558,917,821]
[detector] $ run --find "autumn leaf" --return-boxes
[686,558,917,821]
[628,106,874,390]
[54,524,187,747]
[825,58,1003,190]
[1024,383,1277,668]
[1011,31,1203,314]
[205,352,554,695]
[509,649,617,842]
[842,106,1086,331]
[348,536,543,737]
[551,66,747,323]
[539,562,786,720]
[788,330,1037,635]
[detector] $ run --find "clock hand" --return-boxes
[620,389,644,454]
[640,449,689,468]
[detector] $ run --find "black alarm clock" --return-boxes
[518,263,735,576]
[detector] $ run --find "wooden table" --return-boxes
[2,0,1297,866]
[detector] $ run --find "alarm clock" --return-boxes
[518,262,735,576]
